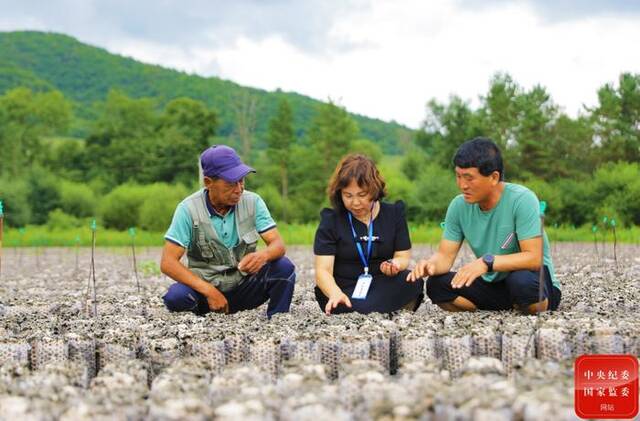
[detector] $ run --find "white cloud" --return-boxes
[170,0,639,127]
[1,0,639,128]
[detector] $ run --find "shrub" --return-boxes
[59,181,96,218]
[349,139,383,163]
[100,183,147,230]
[138,183,189,232]
[554,178,595,227]
[519,178,563,225]
[0,176,31,227]
[409,165,458,222]
[378,162,413,205]
[255,184,284,223]
[47,208,82,230]
[28,167,61,225]
[592,162,640,226]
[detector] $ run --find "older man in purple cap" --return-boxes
[160,145,296,317]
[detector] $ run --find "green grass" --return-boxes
[1,223,639,247]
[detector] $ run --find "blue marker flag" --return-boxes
[539,201,547,216]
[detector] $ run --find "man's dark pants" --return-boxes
[426,266,561,310]
[163,256,296,318]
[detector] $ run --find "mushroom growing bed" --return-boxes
[0,243,638,420]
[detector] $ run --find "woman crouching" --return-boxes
[314,154,424,315]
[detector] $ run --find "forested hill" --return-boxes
[0,30,411,153]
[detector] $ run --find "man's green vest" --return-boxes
[184,189,259,292]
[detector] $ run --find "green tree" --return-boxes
[478,73,519,153]
[409,165,458,222]
[308,100,359,177]
[28,166,61,225]
[266,98,295,222]
[149,127,201,185]
[549,115,595,179]
[591,73,640,163]
[59,180,96,218]
[0,87,71,176]
[477,73,520,173]
[401,147,429,181]
[85,90,158,185]
[555,178,595,226]
[591,162,640,225]
[41,138,89,182]
[287,144,326,222]
[0,175,31,227]
[415,96,484,169]
[159,97,217,151]
[510,85,558,180]
[349,138,383,163]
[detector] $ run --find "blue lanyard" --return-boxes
[347,203,375,274]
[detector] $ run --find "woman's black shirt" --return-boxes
[313,201,411,286]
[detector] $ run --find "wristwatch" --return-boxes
[482,254,495,272]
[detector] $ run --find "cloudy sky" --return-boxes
[1,0,639,128]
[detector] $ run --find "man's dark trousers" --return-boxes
[163,256,296,318]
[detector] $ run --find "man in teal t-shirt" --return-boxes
[408,138,561,314]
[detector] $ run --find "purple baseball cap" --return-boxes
[200,145,256,182]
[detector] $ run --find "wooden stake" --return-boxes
[537,201,547,315]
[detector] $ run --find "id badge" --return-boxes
[352,273,372,300]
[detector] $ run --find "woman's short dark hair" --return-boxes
[453,137,504,180]
[327,154,387,210]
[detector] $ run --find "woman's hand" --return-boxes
[380,259,400,277]
[325,291,352,315]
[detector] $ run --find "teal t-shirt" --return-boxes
[165,190,276,249]
[443,183,559,289]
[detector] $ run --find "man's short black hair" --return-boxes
[453,137,504,180]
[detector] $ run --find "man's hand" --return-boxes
[407,259,436,282]
[451,258,488,289]
[380,259,400,277]
[238,251,268,274]
[206,288,229,313]
[325,291,352,315]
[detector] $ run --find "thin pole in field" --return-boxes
[88,219,98,318]
[129,227,141,294]
[592,225,599,262]
[18,228,24,266]
[612,219,617,264]
[525,200,547,359]
[537,201,547,315]
[129,227,147,317]
[36,240,40,269]
[602,216,608,260]
[75,235,80,273]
